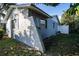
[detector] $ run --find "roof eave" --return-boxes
[11,4,52,18]
[31,4,52,18]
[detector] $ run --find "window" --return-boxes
[12,14,19,29]
[53,23,55,28]
[34,17,47,29]
[12,20,15,29]
[34,17,40,28]
[40,20,47,29]
[40,20,45,24]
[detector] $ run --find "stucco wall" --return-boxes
[8,9,45,52]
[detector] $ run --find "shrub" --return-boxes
[0,29,4,39]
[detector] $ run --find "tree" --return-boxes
[43,3,59,7]
[0,3,15,31]
[0,3,15,22]
[61,3,79,33]
[66,3,79,16]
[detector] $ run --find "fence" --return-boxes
[58,25,69,34]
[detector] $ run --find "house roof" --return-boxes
[4,4,56,21]
[30,4,52,18]
[10,4,52,18]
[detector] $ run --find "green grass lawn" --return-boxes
[1,33,79,56]
[0,38,43,56]
[44,33,79,56]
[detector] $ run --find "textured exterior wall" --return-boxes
[6,7,60,52]
[6,8,45,52]
[6,18,12,38]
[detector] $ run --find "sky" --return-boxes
[36,3,70,20]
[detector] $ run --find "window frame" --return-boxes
[53,22,55,28]
[40,19,47,29]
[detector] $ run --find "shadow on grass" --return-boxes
[43,33,79,56]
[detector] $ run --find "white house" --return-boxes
[5,4,60,53]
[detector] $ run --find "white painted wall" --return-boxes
[6,18,11,38]
[6,8,60,52]
[7,9,45,52]
[52,16,59,24]
[58,25,69,34]
[40,18,58,39]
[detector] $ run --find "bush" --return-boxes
[0,29,4,39]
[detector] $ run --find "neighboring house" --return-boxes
[5,4,60,53]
